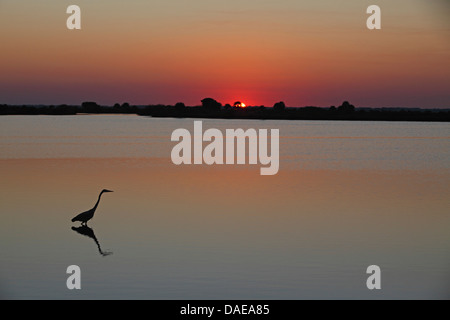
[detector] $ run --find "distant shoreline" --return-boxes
[1,103,450,122]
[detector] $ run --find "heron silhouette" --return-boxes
[71,225,113,257]
[71,189,113,225]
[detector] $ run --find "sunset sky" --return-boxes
[1,0,449,107]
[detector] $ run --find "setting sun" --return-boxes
[233,101,246,108]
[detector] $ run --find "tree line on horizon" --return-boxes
[1,99,449,122]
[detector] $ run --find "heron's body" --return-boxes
[71,189,113,225]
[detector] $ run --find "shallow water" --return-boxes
[0,115,449,299]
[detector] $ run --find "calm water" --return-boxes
[0,115,449,299]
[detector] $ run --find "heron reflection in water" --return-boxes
[71,225,113,257]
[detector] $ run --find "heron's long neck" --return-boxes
[93,192,104,211]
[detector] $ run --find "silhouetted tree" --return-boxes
[337,101,355,113]
[201,98,221,111]
[233,101,242,108]
[273,101,286,111]
[175,102,186,112]
[82,101,101,113]
[329,106,336,111]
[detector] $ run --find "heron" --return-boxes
[71,189,113,225]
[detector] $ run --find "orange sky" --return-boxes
[0,0,449,107]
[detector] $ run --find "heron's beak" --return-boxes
[105,190,114,193]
